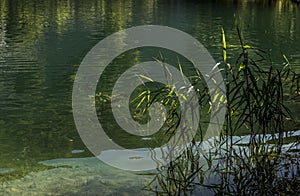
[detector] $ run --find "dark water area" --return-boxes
[0,0,299,194]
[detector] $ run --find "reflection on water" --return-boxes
[0,0,299,193]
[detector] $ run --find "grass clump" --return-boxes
[139,28,300,195]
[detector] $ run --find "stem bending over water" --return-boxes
[141,28,300,195]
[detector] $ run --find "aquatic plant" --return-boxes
[140,28,300,195]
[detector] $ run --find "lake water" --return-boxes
[0,0,299,195]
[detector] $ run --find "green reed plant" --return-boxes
[213,27,300,195]
[137,27,300,195]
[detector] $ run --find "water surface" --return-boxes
[0,0,299,194]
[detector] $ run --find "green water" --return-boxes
[0,0,299,194]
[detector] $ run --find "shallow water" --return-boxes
[2,130,299,195]
[0,0,299,194]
